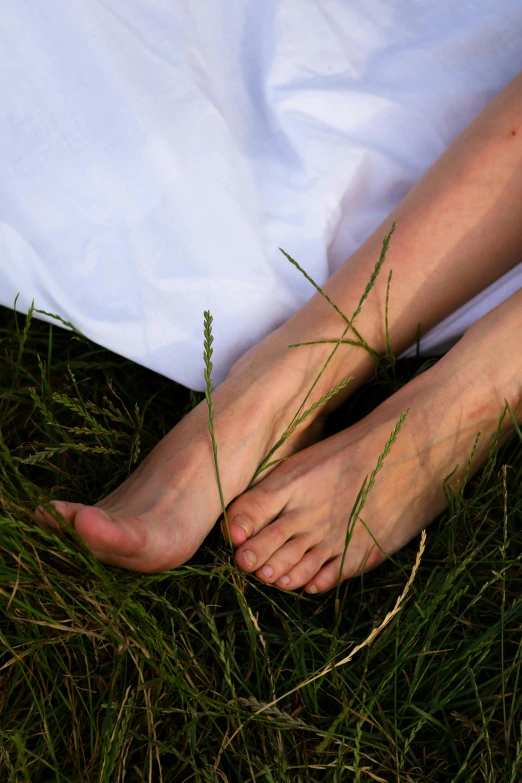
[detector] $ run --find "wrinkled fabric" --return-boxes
[1,1,521,389]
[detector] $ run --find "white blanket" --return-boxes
[1,1,521,389]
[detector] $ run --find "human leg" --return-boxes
[231,288,522,591]
[39,73,522,573]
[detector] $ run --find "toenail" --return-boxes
[308,585,318,594]
[242,549,257,567]
[261,565,274,578]
[280,575,290,586]
[232,514,251,534]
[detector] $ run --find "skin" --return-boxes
[229,294,522,592]
[38,71,522,590]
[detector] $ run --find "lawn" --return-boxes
[1,299,522,782]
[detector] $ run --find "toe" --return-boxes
[305,555,347,594]
[227,483,287,547]
[224,514,252,546]
[305,556,343,594]
[305,541,384,593]
[235,511,298,573]
[73,506,147,558]
[275,545,330,591]
[35,500,86,527]
[255,534,312,583]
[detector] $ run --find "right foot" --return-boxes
[225,291,522,593]
[36,318,374,572]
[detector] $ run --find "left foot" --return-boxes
[228,316,522,593]
[34,311,374,572]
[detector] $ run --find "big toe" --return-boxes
[36,501,148,563]
[36,500,87,527]
[73,506,147,559]
[226,483,287,546]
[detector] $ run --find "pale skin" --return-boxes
[38,72,522,592]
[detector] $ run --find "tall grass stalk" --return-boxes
[252,224,395,481]
[203,310,231,548]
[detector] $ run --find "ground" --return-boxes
[1,304,522,782]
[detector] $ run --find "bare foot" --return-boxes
[228,317,522,593]
[36,321,373,572]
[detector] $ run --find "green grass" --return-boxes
[1,298,522,782]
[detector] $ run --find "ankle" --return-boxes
[275,312,379,400]
[457,301,522,423]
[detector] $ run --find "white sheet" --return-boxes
[1,1,521,389]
